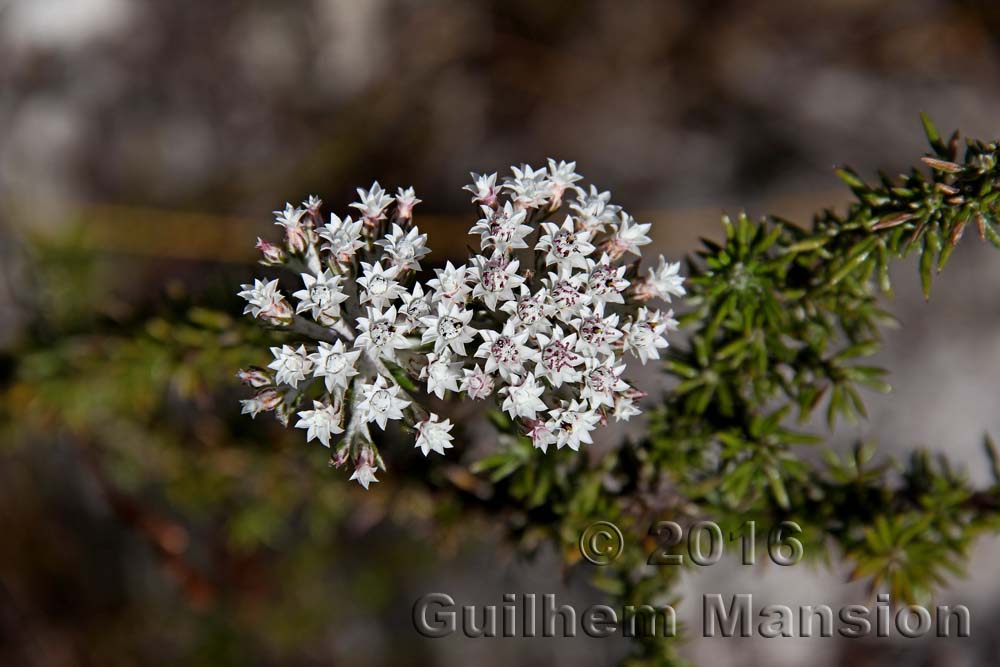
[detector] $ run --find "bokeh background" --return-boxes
[2,1,1000,665]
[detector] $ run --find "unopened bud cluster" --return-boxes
[237,161,685,489]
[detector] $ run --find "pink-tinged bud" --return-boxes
[240,388,283,418]
[601,238,628,262]
[624,387,647,400]
[257,388,283,411]
[256,238,286,265]
[284,225,309,254]
[395,187,422,222]
[547,186,566,213]
[629,277,657,302]
[236,368,271,388]
[330,444,350,468]
[259,298,294,324]
[302,196,322,227]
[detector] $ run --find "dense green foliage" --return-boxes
[474,117,1000,664]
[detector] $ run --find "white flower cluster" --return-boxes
[237,162,685,489]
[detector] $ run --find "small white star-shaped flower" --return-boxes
[350,459,379,489]
[420,302,476,355]
[310,340,361,392]
[536,216,595,272]
[469,202,533,252]
[463,172,499,207]
[500,373,548,420]
[524,418,557,452]
[375,223,430,271]
[397,282,433,332]
[318,213,365,263]
[471,253,525,311]
[605,212,652,259]
[420,350,464,399]
[354,305,410,362]
[569,185,621,233]
[549,400,601,451]
[584,254,629,305]
[395,186,421,221]
[238,278,293,323]
[268,344,314,388]
[637,255,686,302]
[546,158,582,207]
[543,272,591,322]
[350,181,394,225]
[295,399,345,447]
[622,307,676,364]
[534,327,583,388]
[580,356,629,410]
[461,363,495,400]
[570,304,622,357]
[358,261,406,309]
[500,285,553,334]
[357,375,410,430]
[415,414,455,456]
[293,270,349,324]
[273,203,310,253]
[504,163,552,210]
[427,261,473,305]
[613,394,642,422]
[475,321,538,380]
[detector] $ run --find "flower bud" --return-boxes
[302,195,323,227]
[256,237,286,265]
[236,368,272,388]
[239,388,283,418]
[330,444,351,468]
[395,187,421,223]
[259,298,294,324]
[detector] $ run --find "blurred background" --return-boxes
[2,0,1000,665]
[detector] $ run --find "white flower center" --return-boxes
[395,243,416,260]
[588,367,616,393]
[324,354,347,374]
[368,276,389,296]
[517,299,542,324]
[588,266,616,294]
[405,300,430,319]
[369,390,391,413]
[552,231,577,258]
[491,337,519,365]
[310,285,332,306]
[483,265,508,292]
[492,223,513,243]
[580,317,606,346]
[438,317,464,340]
[631,324,654,348]
[542,341,576,372]
[552,281,582,308]
[370,322,393,347]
